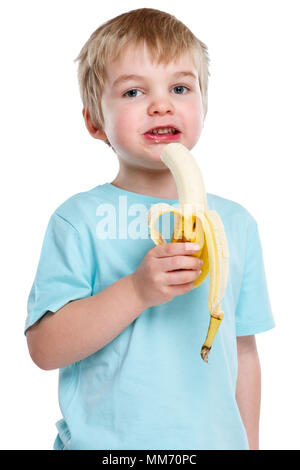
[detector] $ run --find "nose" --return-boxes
[147,95,174,116]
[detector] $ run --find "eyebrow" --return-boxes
[112,71,197,88]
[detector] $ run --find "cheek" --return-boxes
[112,105,140,141]
[102,96,139,137]
[186,100,204,136]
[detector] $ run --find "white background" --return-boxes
[1,0,299,450]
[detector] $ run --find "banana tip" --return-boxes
[201,346,210,363]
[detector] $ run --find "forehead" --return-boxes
[105,43,198,85]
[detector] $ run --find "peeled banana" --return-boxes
[146,143,229,363]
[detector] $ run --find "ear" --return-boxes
[82,108,107,141]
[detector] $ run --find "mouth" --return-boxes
[143,125,181,142]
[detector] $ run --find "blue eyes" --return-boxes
[172,86,189,95]
[124,89,142,98]
[123,85,189,98]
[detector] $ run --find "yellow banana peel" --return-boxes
[146,143,229,363]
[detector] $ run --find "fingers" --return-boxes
[152,242,201,258]
[163,254,203,273]
[141,242,204,304]
[166,267,202,285]
[167,281,196,295]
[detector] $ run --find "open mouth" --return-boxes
[145,126,180,135]
[144,126,181,142]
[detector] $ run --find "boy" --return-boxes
[25,8,274,450]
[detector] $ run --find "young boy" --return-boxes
[25,8,275,450]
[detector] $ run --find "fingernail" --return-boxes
[185,243,200,251]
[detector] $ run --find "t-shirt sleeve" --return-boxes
[25,213,93,334]
[235,216,275,336]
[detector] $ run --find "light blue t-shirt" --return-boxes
[25,183,275,450]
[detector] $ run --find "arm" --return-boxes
[236,335,261,450]
[26,242,201,371]
[26,274,147,370]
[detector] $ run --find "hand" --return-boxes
[131,242,203,309]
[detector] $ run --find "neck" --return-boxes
[110,159,179,200]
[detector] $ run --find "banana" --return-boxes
[146,143,229,363]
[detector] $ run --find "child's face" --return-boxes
[96,43,203,167]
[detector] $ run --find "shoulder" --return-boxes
[51,184,106,232]
[207,192,258,241]
[208,192,256,223]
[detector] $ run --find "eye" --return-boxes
[172,85,189,95]
[124,89,142,98]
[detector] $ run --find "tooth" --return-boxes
[146,143,230,363]
[150,127,177,135]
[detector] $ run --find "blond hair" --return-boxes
[75,8,210,147]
